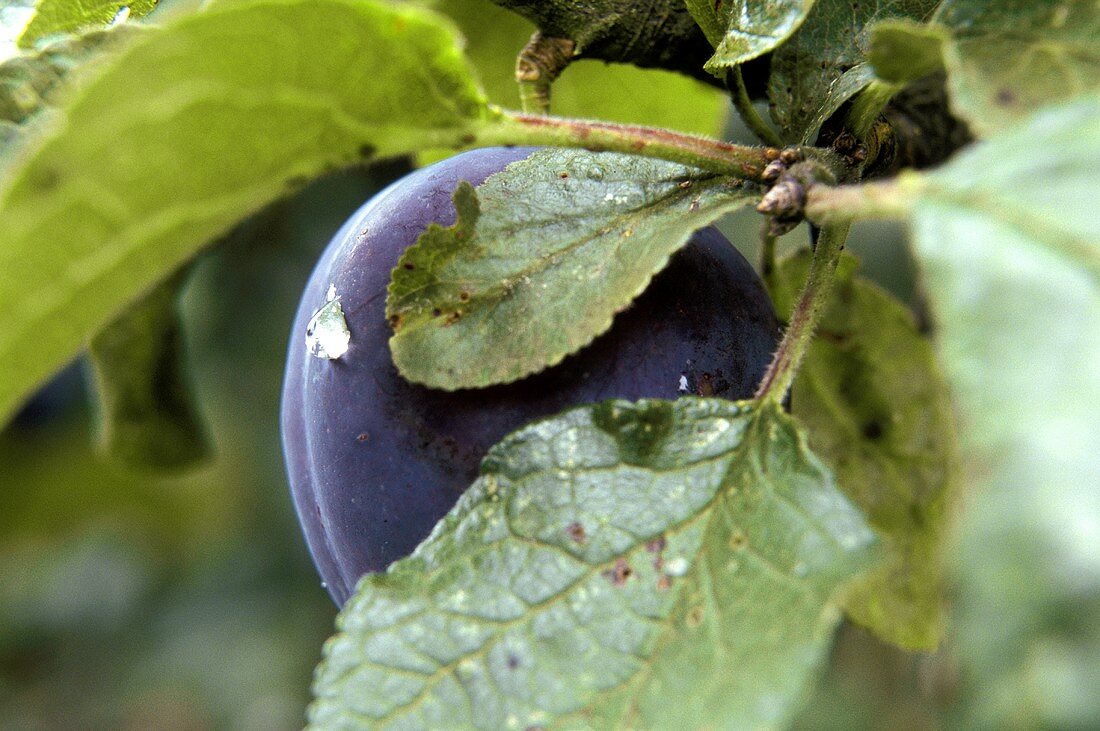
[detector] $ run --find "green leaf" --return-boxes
[685,0,815,72]
[439,0,728,138]
[934,0,1100,138]
[867,18,945,84]
[485,0,714,80]
[1,25,135,158]
[386,149,758,390]
[19,0,157,48]
[310,399,879,730]
[768,0,939,143]
[903,97,1100,726]
[771,250,955,650]
[0,0,491,426]
[87,271,210,471]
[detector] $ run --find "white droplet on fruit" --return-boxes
[306,284,350,360]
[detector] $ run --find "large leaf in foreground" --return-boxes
[684,0,814,71]
[772,251,955,650]
[387,149,757,390]
[768,0,938,142]
[905,97,1100,726]
[1,25,136,157]
[934,0,1100,137]
[19,0,156,48]
[311,400,878,730]
[0,0,490,425]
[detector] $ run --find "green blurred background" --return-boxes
[0,1,938,728]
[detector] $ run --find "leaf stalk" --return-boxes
[803,176,918,226]
[482,108,782,181]
[759,218,779,290]
[754,223,851,405]
[728,67,784,148]
[515,32,575,115]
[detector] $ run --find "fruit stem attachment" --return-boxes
[515,33,575,115]
[484,109,782,180]
[754,223,851,405]
[727,67,784,148]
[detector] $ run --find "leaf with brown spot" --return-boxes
[386,148,758,390]
[311,399,879,729]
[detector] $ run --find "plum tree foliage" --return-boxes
[0,0,1097,729]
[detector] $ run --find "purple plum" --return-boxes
[281,148,780,605]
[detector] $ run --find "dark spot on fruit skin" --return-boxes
[356,432,370,443]
[281,148,780,606]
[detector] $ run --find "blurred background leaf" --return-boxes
[0,163,407,729]
[770,251,955,651]
[87,272,212,472]
[431,0,729,137]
